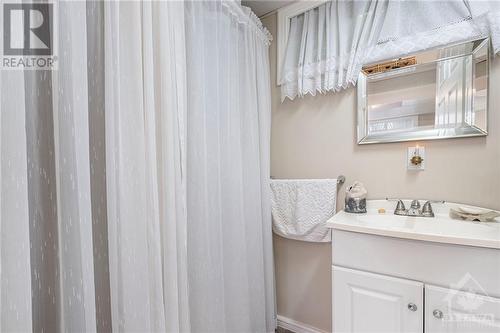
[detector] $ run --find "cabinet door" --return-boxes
[333,266,423,333]
[426,284,500,333]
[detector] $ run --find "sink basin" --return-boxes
[325,200,500,249]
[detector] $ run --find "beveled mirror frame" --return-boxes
[357,38,489,145]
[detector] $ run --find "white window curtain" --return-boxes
[367,0,500,64]
[281,0,389,100]
[281,0,500,101]
[1,0,274,332]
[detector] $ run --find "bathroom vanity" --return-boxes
[326,200,500,333]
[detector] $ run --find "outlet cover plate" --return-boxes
[407,146,425,171]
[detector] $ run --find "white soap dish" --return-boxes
[457,206,491,215]
[450,207,500,222]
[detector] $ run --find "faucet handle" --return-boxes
[421,201,435,217]
[410,200,421,209]
[394,200,407,216]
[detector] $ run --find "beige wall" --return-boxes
[261,13,500,332]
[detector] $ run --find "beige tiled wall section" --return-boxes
[261,13,500,332]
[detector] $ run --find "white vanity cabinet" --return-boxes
[327,201,500,333]
[333,266,423,333]
[333,265,500,333]
[425,285,500,333]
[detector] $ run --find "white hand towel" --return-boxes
[270,179,337,243]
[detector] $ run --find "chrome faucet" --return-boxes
[388,199,445,218]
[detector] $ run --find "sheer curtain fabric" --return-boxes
[281,0,388,100]
[104,1,188,331]
[367,0,500,63]
[184,1,275,332]
[1,1,99,331]
[1,0,274,332]
[281,0,500,100]
[0,55,32,333]
[105,0,274,332]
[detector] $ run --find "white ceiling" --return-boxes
[242,0,297,17]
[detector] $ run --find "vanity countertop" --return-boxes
[325,200,500,249]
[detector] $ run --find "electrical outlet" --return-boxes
[407,146,425,170]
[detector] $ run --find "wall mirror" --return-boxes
[357,38,489,144]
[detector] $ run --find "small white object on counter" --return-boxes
[325,199,500,249]
[450,206,500,222]
[458,206,492,215]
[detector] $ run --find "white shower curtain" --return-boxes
[1,0,274,332]
[184,1,275,332]
[104,0,189,331]
[1,1,97,332]
[0,57,33,333]
[105,1,274,331]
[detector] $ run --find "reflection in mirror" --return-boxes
[357,38,489,144]
[473,43,488,130]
